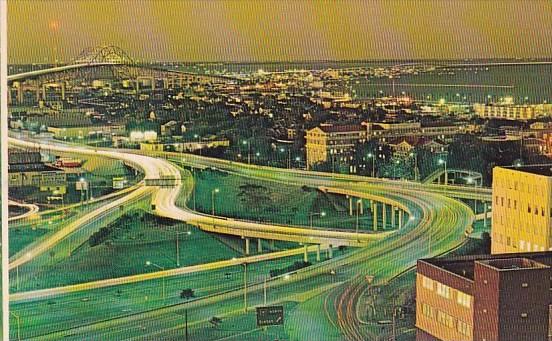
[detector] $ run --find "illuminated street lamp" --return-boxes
[211,188,220,216]
[393,159,400,179]
[242,140,251,164]
[356,199,363,241]
[280,147,291,169]
[438,158,448,185]
[11,311,21,341]
[367,153,375,178]
[409,152,419,181]
[159,228,192,267]
[309,211,326,229]
[145,261,166,300]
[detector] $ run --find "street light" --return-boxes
[392,306,402,341]
[280,147,291,169]
[193,134,202,155]
[438,158,448,185]
[367,153,375,178]
[145,261,166,300]
[211,188,219,216]
[160,228,191,267]
[409,152,419,181]
[242,140,251,165]
[356,199,363,241]
[309,211,326,229]
[242,262,248,312]
[11,311,21,341]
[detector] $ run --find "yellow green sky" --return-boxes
[8,0,552,63]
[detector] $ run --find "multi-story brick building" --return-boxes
[416,252,552,341]
[491,165,552,254]
[474,103,552,121]
[305,124,366,169]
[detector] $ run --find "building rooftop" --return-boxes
[317,124,364,133]
[479,257,549,271]
[420,251,552,281]
[502,164,552,177]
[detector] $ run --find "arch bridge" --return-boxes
[7,45,243,105]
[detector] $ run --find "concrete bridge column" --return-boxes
[391,206,396,228]
[270,239,275,249]
[358,199,363,215]
[316,244,321,262]
[135,80,140,93]
[382,203,387,230]
[61,82,66,100]
[303,244,308,263]
[328,245,333,259]
[17,86,23,104]
[372,203,378,231]
[150,77,155,91]
[36,86,41,103]
[398,210,403,230]
[483,202,488,228]
[245,237,250,255]
[257,238,263,253]
[42,84,47,101]
[349,196,353,216]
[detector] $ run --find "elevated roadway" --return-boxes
[8,200,39,222]
[8,136,398,271]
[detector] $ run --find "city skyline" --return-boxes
[8,0,552,64]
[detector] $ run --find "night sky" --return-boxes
[8,0,552,63]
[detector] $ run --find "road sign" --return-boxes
[256,306,284,327]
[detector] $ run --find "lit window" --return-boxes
[437,283,451,299]
[422,276,434,291]
[457,320,471,336]
[457,291,471,308]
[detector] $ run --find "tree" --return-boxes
[481,232,491,254]
[180,288,195,300]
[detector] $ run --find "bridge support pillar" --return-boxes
[382,203,387,230]
[303,244,308,263]
[328,245,333,259]
[358,199,363,215]
[245,238,250,255]
[398,210,403,230]
[349,196,353,216]
[316,244,321,262]
[257,238,263,253]
[270,239,275,249]
[483,202,488,228]
[372,203,378,231]
[17,85,23,104]
[391,206,396,228]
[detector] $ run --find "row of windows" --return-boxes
[421,303,471,336]
[420,275,471,308]
[496,177,544,194]
[495,196,551,218]
[493,233,549,251]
